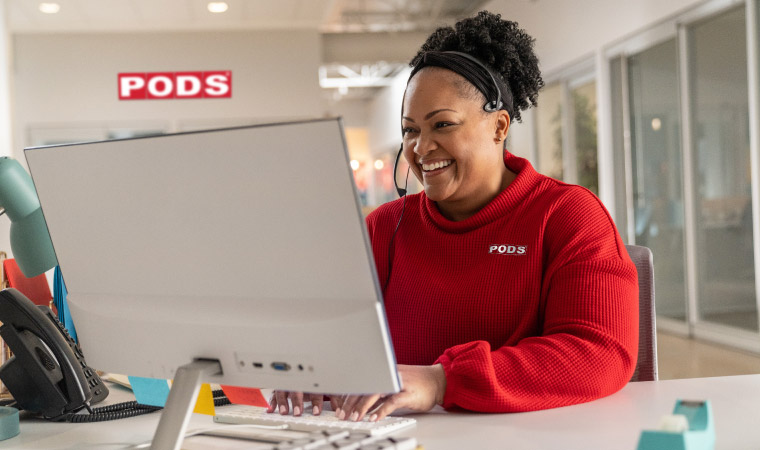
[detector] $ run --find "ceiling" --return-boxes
[5,0,491,33]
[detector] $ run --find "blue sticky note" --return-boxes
[128,376,171,407]
[53,266,77,342]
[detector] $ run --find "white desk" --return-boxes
[3,375,760,450]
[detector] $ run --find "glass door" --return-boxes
[687,6,757,332]
[627,38,688,323]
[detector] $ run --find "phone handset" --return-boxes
[0,288,108,419]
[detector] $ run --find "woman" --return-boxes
[270,10,638,422]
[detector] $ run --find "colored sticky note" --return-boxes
[193,383,216,416]
[128,376,171,407]
[221,385,269,407]
[53,266,77,342]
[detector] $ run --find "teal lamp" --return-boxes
[0,157,76,340]
[0,156,58,277]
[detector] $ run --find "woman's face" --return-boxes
[401,67,510,219]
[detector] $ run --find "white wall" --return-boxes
[11,30,325,159]
[507,109,535,161]
[485,0,707,74]
[1,3,13,257]
[4,29,324,257]
[1,1,12,157]
[367,67,411,157]
[0,218,9,258]
[322,31,429,64]
[325,97,371,129]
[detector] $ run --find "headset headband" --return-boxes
[408,51,514,118]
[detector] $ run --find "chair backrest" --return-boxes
[625,244,657,382]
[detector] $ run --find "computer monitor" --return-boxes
[24,118,400,448]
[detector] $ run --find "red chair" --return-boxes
[1,257,54,310]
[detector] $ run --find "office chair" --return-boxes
[625,244,657,382]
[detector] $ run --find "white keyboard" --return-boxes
[271,431,418,450]
[213,404,417,437]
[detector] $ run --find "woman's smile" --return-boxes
[421,159,455,177]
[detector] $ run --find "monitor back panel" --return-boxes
[25,119,399,394]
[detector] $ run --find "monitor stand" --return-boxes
[150,359,222,450]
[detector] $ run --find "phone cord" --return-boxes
[62,389,230,423]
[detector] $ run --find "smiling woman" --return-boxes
[271,10,639,423]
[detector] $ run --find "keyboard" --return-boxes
[213,404,417,437]
[197,427,418,450]
[271,430,417,450]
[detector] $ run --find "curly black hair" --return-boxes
[410,11,543,122]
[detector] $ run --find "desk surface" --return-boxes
[3,374,760,450]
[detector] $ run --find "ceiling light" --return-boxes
[207,2,229,13]
[39,3,60,14]
[350,160,360,171]
[374,160,384,170]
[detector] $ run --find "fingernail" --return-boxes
[293,406,301,416]
[370,414,378,422]
[313,405,320,415]
[338,409,346,420]
[279,405,287,415]
[349,411,359,422]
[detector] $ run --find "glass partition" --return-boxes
[627,38,687,322]
[572,80,598,194]
[689,6,757,331]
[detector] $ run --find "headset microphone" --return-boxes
[384,143,410,294]
[393,143,408,198]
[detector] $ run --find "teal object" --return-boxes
[128,376,171,407]
[53,266,77,342]
[0,157,58,277]
[637,400,715,450]
[0,406,19,441]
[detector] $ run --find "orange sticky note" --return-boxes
[193,383,216,415]
[221,385,269,407]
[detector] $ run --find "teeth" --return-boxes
[422,160,453,171]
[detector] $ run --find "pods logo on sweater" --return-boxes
[489,244,527,255]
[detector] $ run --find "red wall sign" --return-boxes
[118,71,232,100]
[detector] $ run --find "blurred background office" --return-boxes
[2,0,760,379]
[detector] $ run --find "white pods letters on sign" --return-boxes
[118,71,232,100]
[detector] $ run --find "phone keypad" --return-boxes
[40,306,109,405]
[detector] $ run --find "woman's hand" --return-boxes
[336,364,447,422]
[267,391,339,416]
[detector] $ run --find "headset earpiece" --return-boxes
[484,100,503,113]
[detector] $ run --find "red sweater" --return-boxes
[366,152,638,413]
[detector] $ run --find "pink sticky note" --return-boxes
[221,385,269,407]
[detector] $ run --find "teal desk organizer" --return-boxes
[637,400,714,450]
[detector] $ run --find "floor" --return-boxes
[657,330,760,379]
